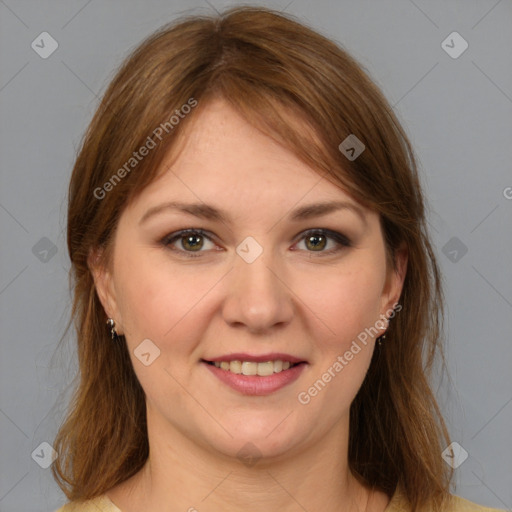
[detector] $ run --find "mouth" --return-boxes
[200,353,308,395]
[202,359,305,376]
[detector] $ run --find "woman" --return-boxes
[53,6,503,512]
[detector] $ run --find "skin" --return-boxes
[91,97,407,512]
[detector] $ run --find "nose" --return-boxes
[221,247,294,334]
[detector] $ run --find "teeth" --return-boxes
[229,360,242,374]
[256,362,273,376]
[212,360,297,376]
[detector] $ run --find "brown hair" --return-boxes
[53,5,454,511]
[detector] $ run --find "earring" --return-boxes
[377,333,386,346]
[106,318,118,341]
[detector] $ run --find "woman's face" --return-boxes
[93,97,406,461]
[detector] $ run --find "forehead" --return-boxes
[118,97,377,234]
[143,98,354,201]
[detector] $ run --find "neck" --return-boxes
[109,408,372,512]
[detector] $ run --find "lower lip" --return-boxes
[202,361,307,396]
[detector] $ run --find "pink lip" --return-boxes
[204,352,306,364]
[202,361,307,396]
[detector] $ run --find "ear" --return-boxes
[380,242,408,318]
[87,246,124,335]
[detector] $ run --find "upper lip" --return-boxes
[203,353,306,363]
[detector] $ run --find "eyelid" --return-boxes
[160,227,352,257]
[160,228,217,256]
[295,228,352,248]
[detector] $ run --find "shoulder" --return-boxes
[54,494,121,512]
[385,486,506,512]
[446,494,506,512]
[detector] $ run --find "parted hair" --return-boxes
[53,6,454,511]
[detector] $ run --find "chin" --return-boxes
[206,416,305,461]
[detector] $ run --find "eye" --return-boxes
[292,229,352,255]
[161,228,351,259]
[161,229,217,258]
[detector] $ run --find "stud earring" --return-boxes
[377,333,386,346]
[106,318,118,341]
[377,315,390,346]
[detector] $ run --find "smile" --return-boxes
[201,357,308,396]
[205,360,300,376]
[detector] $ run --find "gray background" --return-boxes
[0,0,511,511]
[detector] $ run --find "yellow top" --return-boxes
[54,486,506,512]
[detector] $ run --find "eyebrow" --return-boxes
[139,200,367,226]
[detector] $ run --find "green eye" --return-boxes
[162,229,213,258]
[298,230,351,253]
[161,228,351,258]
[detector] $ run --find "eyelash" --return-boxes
[160,228,352,259]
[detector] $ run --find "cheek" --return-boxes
[298,260,385,354]
[114,252,218,348]
[113,255,213,396]
[294,265,384,418]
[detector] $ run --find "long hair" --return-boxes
[52,6,454,511]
